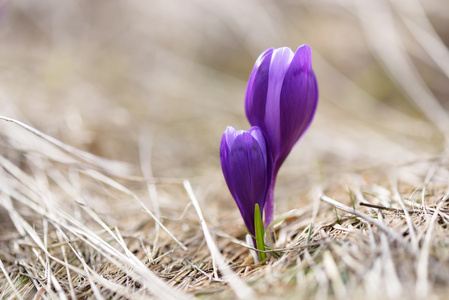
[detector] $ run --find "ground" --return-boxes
[0,0,449,299]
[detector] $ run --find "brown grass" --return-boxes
[1,0,449,299]
[2,123,449,299]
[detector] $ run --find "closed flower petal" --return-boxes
[244,44,319,225]
[246,45,318,172]
[245,48,273,133]
[220,126,271,236]
[264,47,295,157]
[278,45,318,168]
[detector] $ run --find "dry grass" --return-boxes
[1,0,449,299]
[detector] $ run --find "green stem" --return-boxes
[254,203,266,262]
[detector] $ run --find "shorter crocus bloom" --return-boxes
[220,126,272,238]
[245,45,319,226]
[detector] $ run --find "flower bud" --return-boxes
[220,126,272,236]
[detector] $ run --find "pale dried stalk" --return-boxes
[320,194,409,249]
[183,180,255,300]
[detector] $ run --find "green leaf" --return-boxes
[240,226,255,239]
[334,207,341,225]
[254,203,266,262]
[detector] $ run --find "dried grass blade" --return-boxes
[378,211,403,298]
[0,116,131,175]
[183,180,255,300]
[0,259,24,300]
[138,134,161,251]
[83,169,187,251]
[320,194,409,249]
[390,177,418,250]
[416,194,447,297]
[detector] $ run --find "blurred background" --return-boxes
[1,0,449,211]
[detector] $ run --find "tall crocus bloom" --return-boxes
[220,126,272,238]
[245,45,318,226]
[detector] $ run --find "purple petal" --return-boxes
[220,128,235,201]
[227,133,267,235]
[248,126,267,159]
[245,48,273,132]
[249,126,273,181]
[277,45,318,168]
[220,127,271,236]
[220,126,247,202]
[264,47,295,157]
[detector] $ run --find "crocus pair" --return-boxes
[220,45,318,241]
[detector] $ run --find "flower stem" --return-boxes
[264,176,276,228]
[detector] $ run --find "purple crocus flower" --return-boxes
[220,126,272,237]
[245,45,318,226]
